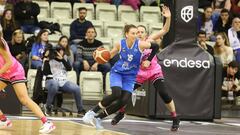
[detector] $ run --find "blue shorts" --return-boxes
[110,71,137,93]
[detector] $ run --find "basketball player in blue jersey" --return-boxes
[83,24,160,129]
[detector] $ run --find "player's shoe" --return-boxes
[92,117,104,130]
[111,112,125,125]
[82,110,96,125]
[0,119,12,128]
[39,121,56,134]
[171,117,180,131]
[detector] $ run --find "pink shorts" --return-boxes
[136,64,164,84]
[0,62,26,84]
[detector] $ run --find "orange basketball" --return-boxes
[93,48,111,64]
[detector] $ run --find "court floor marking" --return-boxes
[157,127,239,135]
[69,121,129,135]
[6,116,128,135]
[7,116,240,128]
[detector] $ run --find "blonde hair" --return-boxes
[11,29,24,45]
[214,32,230,55]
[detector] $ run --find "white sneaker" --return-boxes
[82,110,96,124]
[93,117,104,130]
[39,121,56,134]
[0,119,12,128]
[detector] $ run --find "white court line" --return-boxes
[157,127,239,135]
[69,121,129,135]
[225,123,240,127]
[7,116,83,121]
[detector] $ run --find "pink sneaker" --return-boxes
[0,119,12,128]
[39,121,56,134]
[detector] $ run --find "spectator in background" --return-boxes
[8,29,28,72]
[228,17,240,62]
[122,0,140,10]
[1,9,19,42]
[0,0,7,19]
[31,29,49,69]
[199,0,213,8]
[14,0,40,34]
[211,0,228,20]
[197,31,214,55]
[73,27,111,85]
[25,29,40,54]
[78,0,111,3]
[42,45,86,116]
[214,32,234,67]
[7,0,22,5]
[58,35,74,66]
[198,7,217,41]
[140,0,158,6]
[225,0,240,17]
[221,61,240,104]
[70,7,93,56]
[214,8,232,35]
[70,7,93,43]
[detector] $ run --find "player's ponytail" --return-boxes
[0,38,6,49]
[0,25,5,49]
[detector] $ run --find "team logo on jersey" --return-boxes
[181,5,193,23]
[122,62,129,69]
[134,48,138,52]
[122,47,126,52]
[127,54,133,61]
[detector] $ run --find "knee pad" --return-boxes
[153,79,172,104]
[111,86,122,99]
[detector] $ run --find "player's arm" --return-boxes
[148,6,171,41]
[110,42,120,59]
[0,47,13,74]
[140,41,159,62]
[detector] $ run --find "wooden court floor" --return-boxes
[0,119,128,135]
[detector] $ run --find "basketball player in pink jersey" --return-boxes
[0,29,55,133]
[111,6,180,131]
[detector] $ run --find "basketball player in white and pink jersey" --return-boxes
[0,28,55,134]
[111,6,180,131]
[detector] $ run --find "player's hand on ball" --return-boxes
[93,47,111,64]
[141,60,151,68]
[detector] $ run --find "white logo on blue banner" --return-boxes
[181,6,193,23]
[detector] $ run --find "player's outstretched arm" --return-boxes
[139,41,159,68]
[148,6,171,41]
[0,41,12,74]
[110,42,120,59]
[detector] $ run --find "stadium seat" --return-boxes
[48,34,61,45]
[140,6,162,23]
[24,33,33,40]
[72,3,94,20]
[149,22,163,35]
[79,71,103,100]
[38,17,59,23]
[104,21,124,39]
[96,37,112,50]
[105,72,111,95]
[112,37,122,45]
[27,69,37,97]
[67,70,77,84]
[59,19,74,37]
[34,1,50,18]
[50,2,72,19]
[96,4,117,21]
[118,5,139,22]
[91,20,104,38]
